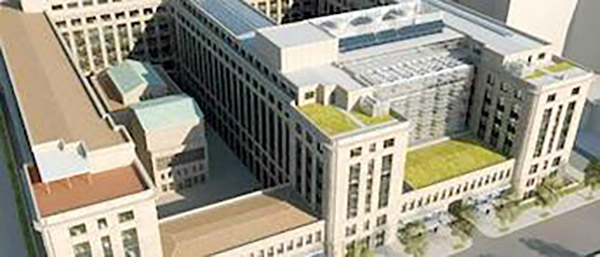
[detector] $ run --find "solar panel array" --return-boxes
[339,20,445,52]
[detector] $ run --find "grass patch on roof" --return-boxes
[351,108,392,126]
[525,69,546,80]
[300,103,359,135]
[405,138,506,189]
[546,61,574,73]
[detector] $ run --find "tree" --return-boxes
[398,221,428,257]
[585,159,600,194]
[450,218,474,242]
[345,240,374,257]
[494,190,521,227]
[535,175,564,209]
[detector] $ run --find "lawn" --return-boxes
[405,139,506,189]
[525,70,546,80]
[545,61,574,73]
[351,107,392,126]
[300,103,359,135]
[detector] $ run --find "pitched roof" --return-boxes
[131,95,203,131]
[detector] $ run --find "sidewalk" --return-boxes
[374,226,472,257]
[467,187,600,238]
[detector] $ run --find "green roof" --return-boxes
[106,60,166,94]
[545,61,574,73]
[405,139,506,189]
[300,104,359,135]
[131,95,203,131]
[351,108,392,126]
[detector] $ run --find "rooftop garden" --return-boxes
[525,60,576,80]
[405,138,506,189]
[525,70,546,80]
[351,107,392,126]
[545,61,574,73]
[300,104,360,135]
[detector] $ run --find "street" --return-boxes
[0,126,28,257]
[454,200,600,257]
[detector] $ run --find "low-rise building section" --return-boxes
[93,60,209,197]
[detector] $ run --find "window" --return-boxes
[350,147,362,158]
[101,236,114,257]
[552,156,562,167]
[304,91,315,100]
[73,242,92,257]
[122,229,140,257]
[529,164,538,175]
[97,218,108,230]
[547,93,556,102]
[376,214,387,226]
[118,211,134,223]
[538,53,546,60]
[572,87,580,95]
[69,224,87,237]
[383,138,395,148]
[369,143,376,152]
[382,154,393,172]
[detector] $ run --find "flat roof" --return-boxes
[160,187,317,257]
[258,22,334,48]
[30,164,147,217]
[405,138,506,189]
[524,59,592,86]
[191,0,274,38]
[427,0,548,55]
[0,8,125,150]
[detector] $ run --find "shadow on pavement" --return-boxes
[519,238,581,257]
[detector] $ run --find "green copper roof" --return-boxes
[106,59,165,94]
[131,95,204,131]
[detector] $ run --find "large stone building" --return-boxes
[0,0,596,257]
[93,60,209,197]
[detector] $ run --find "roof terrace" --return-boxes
[405,138,506,189]
[299,103,394,136]
[523,58,592,86]
[30,164,147,217]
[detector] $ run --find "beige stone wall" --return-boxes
[213,220,325,257]
[325,121,410,256]
[36,185,162,257]
[397,159,515,218]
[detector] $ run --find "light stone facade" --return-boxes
[5,0,597,257]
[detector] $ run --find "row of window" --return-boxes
[73,228,140,257]
[345,214,387,238]
[69,210,134,237]
[160,174,206,192]
[400,168,512,213]
[247,230,322,257]
[350,138,395,158]
[155,148,206,170]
